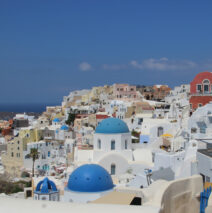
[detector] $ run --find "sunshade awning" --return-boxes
[91,191,136,205]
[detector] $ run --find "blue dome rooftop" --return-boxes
[60,125,69,130]
[35,177,58,194]
[67,164,114,193]
[53,118,60,122]
[95,118,129,134]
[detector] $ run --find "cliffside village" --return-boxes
[1,71,212,212]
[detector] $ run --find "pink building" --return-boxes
[76,132,83,149]
[113,84,137,99]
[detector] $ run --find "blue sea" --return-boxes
[0,103,60,113]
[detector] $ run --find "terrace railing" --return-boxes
[200,186,212,213]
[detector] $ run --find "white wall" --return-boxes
[197,152,212,181]
[154,151,185,173]
[24,141,52,171]
[34,192,59,201]
[97,152,130,175]
[94,133,132,152]
[63,189,112,203]
[92,132,133,175]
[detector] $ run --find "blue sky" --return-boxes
[0,0,212,104]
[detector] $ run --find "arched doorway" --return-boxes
[157,127,164,137]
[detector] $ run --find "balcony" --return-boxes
[190,92,212,97]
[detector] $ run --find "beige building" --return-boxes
[88,114,97,128]
[125,106,136,118]
[133,101,154,114]
[74,118,84,132]
[81,85,113,104]
[2,128,43,177]
[2,136,24,177]
[35,116,50,128]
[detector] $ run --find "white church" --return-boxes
[74,117,153,175]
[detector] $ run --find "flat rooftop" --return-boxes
[198,149,212,158]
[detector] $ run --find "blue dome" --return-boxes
[60,125,69,130]
[67,164,114,193]
[53,118,60,122]
[95,118,129,134]
[35,177,58,194]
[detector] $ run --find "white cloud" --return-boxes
[130,58,197,71]
[79,62,92,71]
[78,58,203,72]
[160,57,169,61]
[130,60,143,69]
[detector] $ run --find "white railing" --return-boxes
[190,93,212,96]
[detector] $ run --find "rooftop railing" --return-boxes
[191,92,212,96]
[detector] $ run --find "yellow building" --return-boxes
[91,86,113,102]
[81,85,113,104]
[51,112,64,121]
[1,128,43,177]
[19,128,43,149]
[81,92,91,104]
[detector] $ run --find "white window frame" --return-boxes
[196,84,202,93]
[203,79,210,84]
[202,79,210,93]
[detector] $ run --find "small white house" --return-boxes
[24,141,52,173]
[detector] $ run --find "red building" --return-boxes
[96,114,110,126]
[1,127,11,136]
[189,71,212,111]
